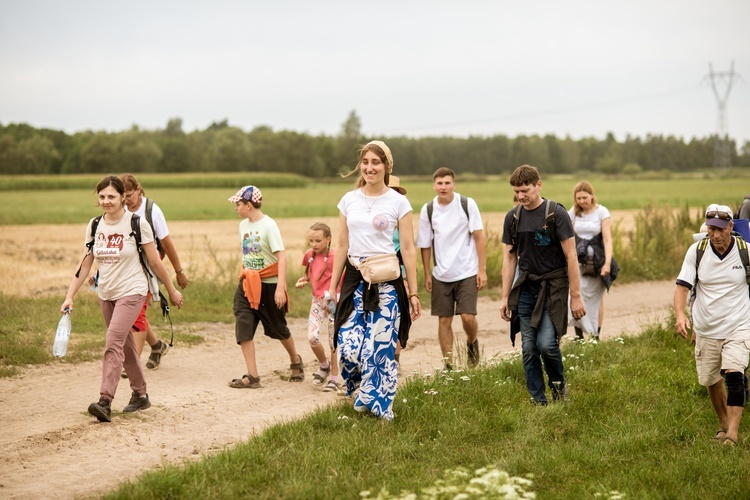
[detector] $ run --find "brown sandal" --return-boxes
[228,374,261,389]
[289,355,304,382]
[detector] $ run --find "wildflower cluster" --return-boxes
[360,465,536,499]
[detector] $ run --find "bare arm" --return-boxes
[674,284,691,339]
[159,235,188,288]
[144,241,183,309]
[328,212,349,303]
[273,250,287,309]
[499,243,518,322]
[420,247,433,292]
[61,251,94,313]
[600,217,613,276]
[561,237,585,320]
[473,229,487,290]
[398,213,421,321]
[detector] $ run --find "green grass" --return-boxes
[1,174,747,225]
[105,320,750,499]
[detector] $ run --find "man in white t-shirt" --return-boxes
[674,203,750,447]
[417,168,487,369]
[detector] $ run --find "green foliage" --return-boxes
[614,205,704,283]
[105,323,750,499]
[2,120,750,176]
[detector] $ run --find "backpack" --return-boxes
[509,199,558,252]
[694,234,750,291]
[142,198,164,255]
[426,195,471,267]
[75,214,162,306]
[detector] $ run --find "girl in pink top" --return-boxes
[295,223,342,392]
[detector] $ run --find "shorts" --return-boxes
[131,292,151,332]
[695,328,750,386]
[430,275,478,317]
[233,282,291,343]
[695,336,723,387]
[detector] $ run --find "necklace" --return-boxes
[362,187,387,214]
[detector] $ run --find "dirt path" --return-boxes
[0,279,676,499]
[0,212,674,498]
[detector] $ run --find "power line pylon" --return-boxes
[706,61,741,169]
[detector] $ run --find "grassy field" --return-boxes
[1,173,747,225]
[105,321,749,499]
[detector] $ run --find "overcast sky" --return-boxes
[1,1,748,144]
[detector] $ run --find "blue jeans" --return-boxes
[518,286,566,404]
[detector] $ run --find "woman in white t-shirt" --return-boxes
[568,181,613,340]
[61,176,183,423]
[328,140,421,421]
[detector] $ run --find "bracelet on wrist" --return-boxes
[408,292,420,299]
[176,269,185,275]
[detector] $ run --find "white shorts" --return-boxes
[695,328,750,386]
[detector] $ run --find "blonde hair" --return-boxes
[120,173,145,196]
[572,180,598,217]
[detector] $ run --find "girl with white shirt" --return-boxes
[568,181,613,339]
[328,141,421,420]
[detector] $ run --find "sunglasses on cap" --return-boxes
[706,210,732,220]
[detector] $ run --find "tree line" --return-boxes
[1,111,748,176]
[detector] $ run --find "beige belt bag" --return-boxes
[356,253,400,285]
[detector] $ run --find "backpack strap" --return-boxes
[735,235,750,286]
[144,198,164,255]
[693,237,709,288]
[130,214,154,281]
[75,215,102,278]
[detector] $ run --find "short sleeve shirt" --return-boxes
[85,212,153,300]
[301,248,335,299]
[239,215,284,284]
[337,188,412,259]
[502,199,574,276]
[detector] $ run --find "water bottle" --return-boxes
[53,309,71,357]
[324,290,336,316]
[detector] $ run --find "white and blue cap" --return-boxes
[228,185,262,204]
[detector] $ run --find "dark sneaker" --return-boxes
[467,340,480,367]
[88,398,112,422]
[123,391,151,413]
[552,382,569,402]
[146,340,170,370]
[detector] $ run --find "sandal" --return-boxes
[722,436,738,447]
[228,374,261,389]
[322,379,341,393]
[713,428,728,441]
[289,355,304,382]
[312,363,331,385]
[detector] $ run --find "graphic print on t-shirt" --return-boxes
[242,231,265,269]
[372,214,389,232]
[94,233,125,265]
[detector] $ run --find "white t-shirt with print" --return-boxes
[676,237,750,339]
[86,212,154,301]
[416,194,483,282]
[337,188,412,259]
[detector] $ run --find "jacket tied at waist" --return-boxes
[332,259,411,349]
[507,267,569,347]
[575,233,619,291]
[239,263,289,312]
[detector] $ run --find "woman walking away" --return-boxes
[568,181,617,340]
[329,140,421,421]
[61,176,183,422]
[120,173,189,371]
[295,223,342,392]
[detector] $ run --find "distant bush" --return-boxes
[0,172,311,191]
[621,163,643,175]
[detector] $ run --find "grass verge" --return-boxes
[105,319,749,499]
